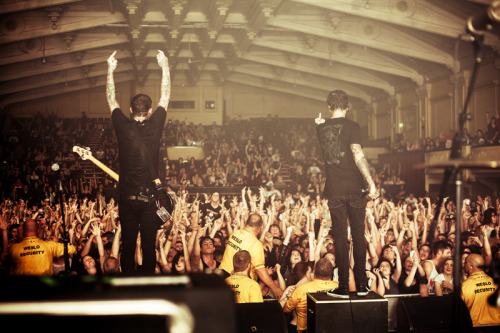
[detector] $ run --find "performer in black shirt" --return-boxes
[106,50,171,274]
[315,90,378,298]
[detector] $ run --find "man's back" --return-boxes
[462,271,500,326]
[112,107,166,195]
[285,279,339,331]
[225,274,263,303]
[316,117,365,195]
[10,236,72,275]
[220,228,264,280]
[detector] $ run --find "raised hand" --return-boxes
[315,112,325,125]
[157,50,169,68]
[107,51,117,72]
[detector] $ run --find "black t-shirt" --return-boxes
[200,202,222,224]
[112,107,166,195]
[316,117,365,196]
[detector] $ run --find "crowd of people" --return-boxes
[1,110,499,330]
[391,111,500,153]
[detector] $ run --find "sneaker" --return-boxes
[356,284,370,297]
[327,286,350,298]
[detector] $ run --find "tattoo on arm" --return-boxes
[106,71,120,112]
[158,67,171,110]
[351,144,375,187]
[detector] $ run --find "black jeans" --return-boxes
[327,192,367,288]
[119,197,161,275]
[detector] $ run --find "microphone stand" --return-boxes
[425,32,483,332]
[56,171,71,276]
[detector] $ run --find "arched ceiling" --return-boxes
[0,0,499,111]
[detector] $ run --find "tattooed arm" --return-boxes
[106,51,120,112]
[157,50,171,110]
[351,143,379,199]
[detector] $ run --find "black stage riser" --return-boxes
[307,292,388,333]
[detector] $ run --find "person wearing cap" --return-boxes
[9,219,76,275]
[225,250,263,303]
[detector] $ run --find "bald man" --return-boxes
[461,254,500,327]
[9,219,76,275]
[220,213,283,298]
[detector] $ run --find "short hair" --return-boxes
[326,90,349,111]
[130,94,152,117]
[314,258,334,279]
[460,231,474,245]
[245,213,263,228]
[199,236,214,248]
[233,250,251,273]
[432,240,452,256]
[103,257,120,274]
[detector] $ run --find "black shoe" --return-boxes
[356,284,370,297]
[327,286,350,298]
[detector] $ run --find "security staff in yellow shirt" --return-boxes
[9,219,76,275]
[283,258,339,333]
[225,250,263,303]
[220,213,283,298]
[462,254,500,327]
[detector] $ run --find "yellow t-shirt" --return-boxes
[225,274,264,303]
[220,228,265,280]
[286,279,339,332]
[10,236,76,275]
[461,271,500,327]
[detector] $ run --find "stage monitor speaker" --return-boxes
[235,300,288,333]
[307,291,388,333]
[396,295,472,333]
[0,273,236,333]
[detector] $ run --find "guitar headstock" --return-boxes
[73,146,92,160]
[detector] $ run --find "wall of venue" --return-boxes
[5,77,326,125]
[4,60,499,141]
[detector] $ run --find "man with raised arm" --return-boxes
[315,90,379,298]
[220,213,284,298]
[106,50,170,274]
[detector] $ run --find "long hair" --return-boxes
[171,252,185,274]
[287,261,310,286]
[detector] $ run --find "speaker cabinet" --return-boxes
[0,273,236,333]
[307,291,388,333]
[396,295,472,333]
[235,300,288,333]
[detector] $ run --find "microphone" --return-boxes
[51,163,63,191]
[466,1,500,34]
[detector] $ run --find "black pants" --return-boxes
[119,197,161,275]
[328,192,367,289]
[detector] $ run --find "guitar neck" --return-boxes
[87,155,119,182]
